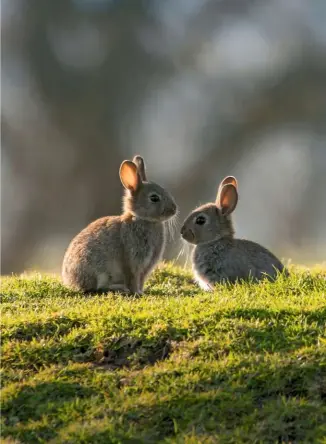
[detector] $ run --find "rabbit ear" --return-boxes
[119,160,141,192]
[132,155,147,182]
[216,176,238,204]
[217,184,238,216]
[217,176,238,197]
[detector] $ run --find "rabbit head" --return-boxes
[181,176,238,244]
[120,155,177,221]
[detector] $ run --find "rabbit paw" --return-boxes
[107,284,130,294]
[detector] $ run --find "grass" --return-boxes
[1,263,326,443]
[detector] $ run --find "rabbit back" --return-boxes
[193,238,285,287]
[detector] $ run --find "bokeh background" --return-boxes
[2,0,326,274]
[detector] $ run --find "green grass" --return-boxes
[1,263,326,443]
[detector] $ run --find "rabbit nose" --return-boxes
[165,202,176,217]
[181,226,194,242]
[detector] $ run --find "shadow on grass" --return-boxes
[3,334,174,372]
[3,350,326,443]
[3,381,96,423]
[104,355,326,442]
[93,336,172,370]
[202,307,325,354]
[3,306,325,373]
[223,306,326,324]
[2,316,87,342]
[118,389,325,443]
[2,381,97,442]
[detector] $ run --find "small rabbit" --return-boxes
[180,176,287,290]
[62,155,177,294]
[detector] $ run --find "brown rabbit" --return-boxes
[180,176,287,290]
[62,155,177,294]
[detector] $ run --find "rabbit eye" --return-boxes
[195,215,206,225]
[150,193,160,203]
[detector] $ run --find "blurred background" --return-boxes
[2,0,326,274]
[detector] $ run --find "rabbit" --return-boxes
[62,155,177,295]
[180,176,287,290]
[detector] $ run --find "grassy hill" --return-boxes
[1,264,326,443]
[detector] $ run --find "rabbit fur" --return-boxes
[181,176,287,290]
[62,155,177,294]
